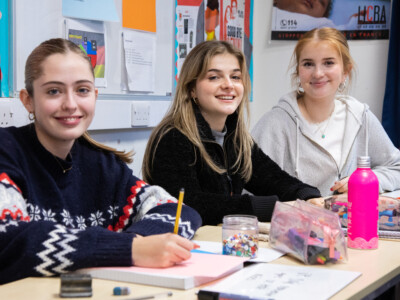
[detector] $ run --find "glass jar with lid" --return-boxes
[222,215,259,258]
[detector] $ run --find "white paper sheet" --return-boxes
[122,30,156,92]
[202,263,361,300]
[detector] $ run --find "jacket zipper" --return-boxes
[205,138,233,196]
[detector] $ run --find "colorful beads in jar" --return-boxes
[222,215,258,258]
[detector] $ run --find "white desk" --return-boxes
[1,226,400,300]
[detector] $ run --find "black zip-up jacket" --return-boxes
[147,109,321,225]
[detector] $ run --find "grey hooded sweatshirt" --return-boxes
[252,91,400,196]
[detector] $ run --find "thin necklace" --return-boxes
[299,98,335,139]
[318,113,333,139]
[52,153,73,174]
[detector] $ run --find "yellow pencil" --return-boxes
[173,188,185,234]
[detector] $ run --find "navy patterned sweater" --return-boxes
[0,125,202,284]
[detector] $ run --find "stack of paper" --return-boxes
[75,253,247,290]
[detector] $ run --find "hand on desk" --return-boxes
[330,177,350,194]
[307,197,325,207]
[131,233,197,268]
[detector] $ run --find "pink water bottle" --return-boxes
[347,156,379,249]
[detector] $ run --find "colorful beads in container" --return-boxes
[222,215,259,258]
[222,232,258,258]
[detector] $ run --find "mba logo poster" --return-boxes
[271,0,391,40]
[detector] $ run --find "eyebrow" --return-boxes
[41,80,94,87]
[207,68,241,73]
[300,57,336,63]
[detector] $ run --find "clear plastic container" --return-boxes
[222,215,259,258]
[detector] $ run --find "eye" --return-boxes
[324,60,335,66]
[47,88,60,96]
[208,75,219,81]
[302,62,313,67]
[78,87,90,94]
[231,74,242,81]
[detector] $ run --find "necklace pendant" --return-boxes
[322,134,326,139]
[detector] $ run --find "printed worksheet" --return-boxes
[201,263,361,300]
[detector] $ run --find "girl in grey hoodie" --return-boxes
[252,28,400,196]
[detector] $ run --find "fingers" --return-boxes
[307,197,325,207]
[131,233,196,268]
[330,177,349,194]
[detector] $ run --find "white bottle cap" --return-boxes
[357,156,371,168]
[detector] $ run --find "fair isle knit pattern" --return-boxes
[35,224,78,276]
[0,125,202,284]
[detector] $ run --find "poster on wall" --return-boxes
[175,0,253,88]
[271,0,391,40]
[66,19,107,87]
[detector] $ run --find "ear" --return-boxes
[19,89,34,114]
[191,90,196,99]
[343,65,352,82]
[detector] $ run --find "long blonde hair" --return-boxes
[143,40,253,182]
[24,38,133,163]
[290,27,355,94]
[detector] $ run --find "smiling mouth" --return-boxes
[311,81,328,87]
[56,116,82,121]
[217,96,235,100]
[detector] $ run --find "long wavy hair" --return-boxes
[24,38,133,163]
[290,27,355,95]
[142,40,253,182]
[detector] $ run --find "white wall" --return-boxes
[93,1,390,175]
[3,1,390,177]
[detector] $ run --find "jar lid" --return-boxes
[223,215,258,225]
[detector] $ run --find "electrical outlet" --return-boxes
[131,102,150,127]
[0,101,14,128]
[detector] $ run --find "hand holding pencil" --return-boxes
[131,188,199,268]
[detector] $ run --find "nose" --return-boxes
[313,65,324,78]
[221,76,234,89]
[62,91,78,112]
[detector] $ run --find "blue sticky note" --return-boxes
[62,0,119,22]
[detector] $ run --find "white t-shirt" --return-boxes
[303,99,347,168]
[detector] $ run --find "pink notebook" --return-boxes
[75,253,248,290]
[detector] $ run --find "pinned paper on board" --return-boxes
[122,0,156,32]
[122,29,156,92]
[66,19,107,87]
[62,0,119,22]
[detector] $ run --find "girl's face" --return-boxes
[193,53,244,131]
[21,52,98,154]
[298,40,347,103]
[275,0,330,18]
